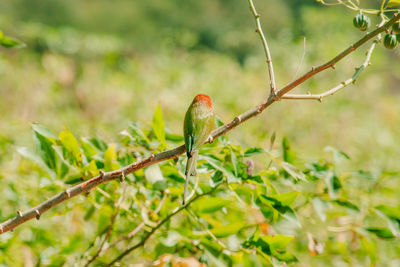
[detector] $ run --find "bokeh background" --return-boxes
[0,0,399,266]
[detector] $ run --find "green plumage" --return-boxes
[183,96,215,204]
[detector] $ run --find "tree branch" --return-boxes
[282,18,386,101]
[248,0,277,96]
[0,12,398,236]
[282,39,378,101]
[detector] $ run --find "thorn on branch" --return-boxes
[17,211,22,217]
[35,210,41,220]
[255,14,260,18]
[99,170,105,178]
[331,64,336,70]
[255,29,259,33]
[234,116,242,124]
[65,189,71,198]
[151,154,155,160]
[0,225,3,234]
[318,96,322,103]
[207,136,214,144]
[350,45,355,51]
[311,66,316,71]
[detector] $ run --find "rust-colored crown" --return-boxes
[193,94,212,108]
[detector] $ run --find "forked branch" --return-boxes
[0,10,398,238]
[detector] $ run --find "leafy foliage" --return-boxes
[3,115,399,266]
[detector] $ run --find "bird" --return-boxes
[183,94,215,204]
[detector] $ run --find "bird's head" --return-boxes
[192,94,213,109]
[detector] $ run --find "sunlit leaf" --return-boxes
[282,137,295,164]
[59,128,82,166]
[33,125,57,170]
[193,197,230,213]
[387,0,400,7]
[104,144,120,171]
[152,104,166,148]
[211,222,244,238]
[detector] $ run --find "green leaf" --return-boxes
[211,222,244,238]
[313,197,327,221]
[270,192,299,206]
[33,126,57,170]
[261,235,295,251]
[152,104,166,147]
[0,31,25,48]
[229,147,238,176]
[282,137,295,163]
[211,170,224,187]
[332,199,359,211]
[165,132,184,142]
[387,0,400,7]
[17,147,44,165]
[243,231,297,262]
[376,204,400,221]
[281,162,306,181]
[81,137,98,159]
[193,197,230,213]
[326,175,342,197]
[324,146,350,162]
[244,147,264,157]
[32,124,57,140]
[366,227,396,239]
[104,144,120,171]
[59,129,82,166]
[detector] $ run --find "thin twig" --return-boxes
[0,12,398,236]
[104,191,167,253]
[107,187,218,266]
[282,19,385,101]
[248,0,277,97]
[84,184,127,266]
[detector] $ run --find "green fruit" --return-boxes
[392,20,400,34]
[383,33,398,49]
[353,13,370,31]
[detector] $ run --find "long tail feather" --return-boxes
[183,151,198,204]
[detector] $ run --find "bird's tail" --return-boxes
[183,151,198,204]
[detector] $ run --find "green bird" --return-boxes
[183,94,215,204]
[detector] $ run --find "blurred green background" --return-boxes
[0,0,400,266]
[1,0,399,170]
